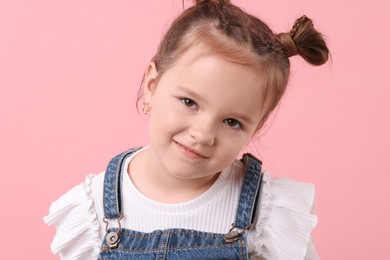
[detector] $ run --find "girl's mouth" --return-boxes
[174,141,209,159]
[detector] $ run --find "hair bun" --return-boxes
[277,15,329,65]
[277,32,297,57]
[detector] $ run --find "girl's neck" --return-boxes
[128,148,219,204]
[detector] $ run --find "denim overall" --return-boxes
[98,147,264,260]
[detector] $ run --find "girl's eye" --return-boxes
[224,118,243,129]
[180,98,198,110]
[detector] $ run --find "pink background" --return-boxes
[1,0,389,259]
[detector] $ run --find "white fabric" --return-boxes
[44,149,319,260]
[43,174,101,259]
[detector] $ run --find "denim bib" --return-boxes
[98,147,263,260]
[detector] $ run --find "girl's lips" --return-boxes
[174,141,208,159]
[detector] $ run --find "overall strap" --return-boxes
[103,147,142,220]
[234,153,264,229]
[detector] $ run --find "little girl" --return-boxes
[44,0,329,259]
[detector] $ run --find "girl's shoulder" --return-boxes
[43,173,105,260]
[43,161,319,259]
[247,171,319,259]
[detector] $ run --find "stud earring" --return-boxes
[142,102,151,115]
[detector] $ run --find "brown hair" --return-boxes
[140,0,329,130]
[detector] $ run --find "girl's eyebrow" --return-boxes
[176,85,205,103]
[230,113,254,125]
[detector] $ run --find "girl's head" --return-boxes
[143,0,329,131]
[139,0,329,179]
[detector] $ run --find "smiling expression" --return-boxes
[143,44,265,183]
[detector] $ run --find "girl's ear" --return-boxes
[143,62,159,103]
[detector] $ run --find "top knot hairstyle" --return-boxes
[276,15,329,65]
[146,0,329,130]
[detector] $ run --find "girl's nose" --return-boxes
[189,121,215,146]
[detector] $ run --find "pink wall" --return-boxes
[1,0,389,259]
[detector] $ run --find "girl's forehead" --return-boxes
[173,44,215,66]
[159,48,265,116]
[173,42,261,70]
[159,44,265,94]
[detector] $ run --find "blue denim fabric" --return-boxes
[99,148,263,260]
[235,154,264,229]
[103,147,141,219]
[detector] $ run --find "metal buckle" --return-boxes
[224,223,252,243]
[103,214,123,249]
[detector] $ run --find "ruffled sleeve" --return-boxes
[43,174,103,260]
[247,173,319,260]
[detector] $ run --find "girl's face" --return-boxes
[144,45,264,183]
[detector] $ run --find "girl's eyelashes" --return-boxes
[179,97,198,110]
[178,97,243,130]
[224,118,243,129]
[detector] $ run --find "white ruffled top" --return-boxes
[44,149,319,260]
